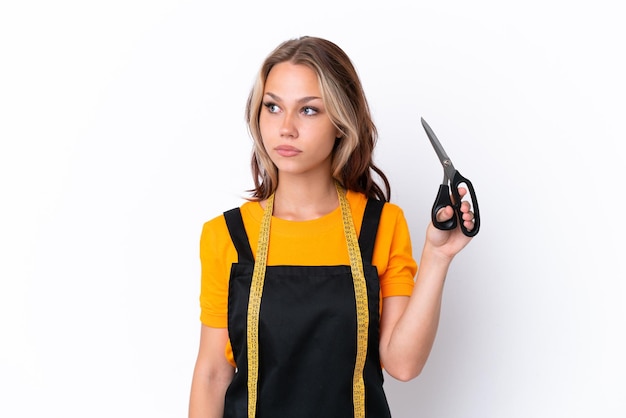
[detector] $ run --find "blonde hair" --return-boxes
[246,36,390,201]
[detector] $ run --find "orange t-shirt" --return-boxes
[199,190,417,365]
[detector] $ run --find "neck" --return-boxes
[269,176,339,221]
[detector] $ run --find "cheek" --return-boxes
[259,113,282,138]
[315,135,338,160]
[258,114,268,134]
[258,118,272,144]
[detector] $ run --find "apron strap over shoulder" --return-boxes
[223,208,254,263]
[358,198,385,265]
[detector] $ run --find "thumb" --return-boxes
[435,206,454,223]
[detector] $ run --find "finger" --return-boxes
[435,205,454,223]
[462,211,474,221]
[460,200,474,219]
[459,202,472,218]
[450,187,466,205]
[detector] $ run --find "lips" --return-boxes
[274,145,302,157]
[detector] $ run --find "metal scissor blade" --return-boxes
[421,118,452,167]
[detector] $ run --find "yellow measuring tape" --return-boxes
[246,193,273,418]
[336,182,370,418]
[246,183,369,418]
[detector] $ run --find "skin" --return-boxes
[259,62,343,220]
[188,62,474,417]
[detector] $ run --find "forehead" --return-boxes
[264,62,321,96]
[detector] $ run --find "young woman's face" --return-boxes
[260,62,341,180]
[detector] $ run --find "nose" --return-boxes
[279,111,298,139]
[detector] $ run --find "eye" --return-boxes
[263,102,280,113]
[302,106,318,116]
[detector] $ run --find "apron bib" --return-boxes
[223,186,391,418]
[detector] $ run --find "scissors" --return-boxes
[421,117,480,237]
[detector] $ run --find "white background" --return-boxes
[1,0,625,417]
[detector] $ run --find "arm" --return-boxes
[189,325,235,418]
[379,192,474,381]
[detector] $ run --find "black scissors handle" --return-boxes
[431,170,480,237]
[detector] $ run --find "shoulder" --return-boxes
[200,201,259,246]
[346,190,405,221]
[381,200,405,221]
[203,201,258,227]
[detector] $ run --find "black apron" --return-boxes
[222,197,391,418]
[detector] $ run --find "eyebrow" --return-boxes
[264,92,322,104]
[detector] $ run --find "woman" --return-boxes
[189,36,475,418]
